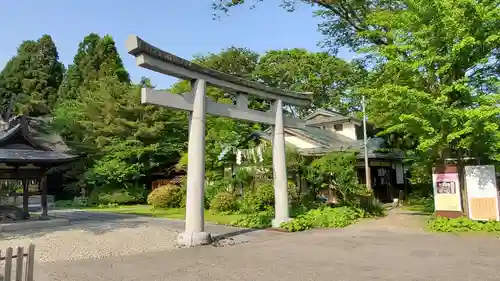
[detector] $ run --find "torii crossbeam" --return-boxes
[127,35,312,246]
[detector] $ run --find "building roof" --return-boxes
[0,115,76,164]
[256,120,402,160]
[304,108,371,129]
[0,149,76,163]
[285,126,361,149]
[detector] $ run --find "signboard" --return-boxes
[465,165,500,221]
[433,165,462,217]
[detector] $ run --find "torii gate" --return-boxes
[126,35,312,246]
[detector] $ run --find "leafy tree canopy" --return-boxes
[57,33,130,101]
[0,35,65,116]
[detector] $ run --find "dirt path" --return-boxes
[351,207,429,233]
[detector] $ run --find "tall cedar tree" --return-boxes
[57,33,130,101]
[0,35,64,117]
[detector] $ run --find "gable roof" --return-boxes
[304,109,346,120]
[286,126,360,149]
[0,115,76,163]
[305,108,376,130]
[262,125,362,151]
[258,124,402,159]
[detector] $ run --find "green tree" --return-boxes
[218,0,500,186]
[213,0,405,53]
[173,47,263,173]
[0,35,65,116]
[306,151,364,205]
[57,33,130,101]
[254,48,367,116]
[53,77,188,191]
[360,0,500,183]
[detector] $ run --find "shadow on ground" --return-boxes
[0,209,267,242]
[0,210,152,239]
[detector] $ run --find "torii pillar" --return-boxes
[176,79,212,246]
[271,99,291,227]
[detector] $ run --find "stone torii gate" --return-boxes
[126,35,312,246]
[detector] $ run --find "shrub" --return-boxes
[306,152,365,205]
[406,195,434,213]
[97,191,139,205]
[239,182,300,214]
[55,200,79,208]
[428,216,500,233]
[280,217,313,232]
[357,196,387,217]
[210,192,238,213]
[88,189,141,205]
[281,206,360,232]
[204,179,231,208]
[147,185,184,209]
[231,208,274,228]
[239,183,274,213]
[179,188,187,208]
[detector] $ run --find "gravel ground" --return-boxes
[0,220,179,263]
[39,214,500,281]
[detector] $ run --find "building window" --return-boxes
[334,124,343,131]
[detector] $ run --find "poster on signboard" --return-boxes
[465,165,499,221]
[432,165,462,217]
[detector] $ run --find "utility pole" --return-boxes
[362,95,372,190]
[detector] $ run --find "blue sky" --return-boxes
[0,0,353,88]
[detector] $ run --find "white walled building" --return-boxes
[237,109,407,202]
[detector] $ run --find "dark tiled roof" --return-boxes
[0,123,21,144]
[25,117,72,153]
[289,126,360,148]
[257,124,403,159]
[0,115,76,163]
[0,149,76,163]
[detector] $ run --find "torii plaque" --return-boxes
[126,35,312,246]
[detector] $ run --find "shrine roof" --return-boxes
[0,115,77,164]
[0,149,76,163]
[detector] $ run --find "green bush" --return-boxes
[210,191,238,213]
[179,188,187,208]
[147,185,185,209]
[428,216,500,233]
[55,200,87,208]
[406,196,434,213]
[97,202,119,208]
[231,208,274,228]
[239,183,274,213]
[357,196,387,217]
[239,182,300,214]
[281,206,360,232]
[204,179,231,208]
[280,217,313,232]
[90,190,141,205]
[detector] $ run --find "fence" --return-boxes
[0,244,35,281]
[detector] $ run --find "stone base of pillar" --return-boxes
[177,231,212,247]
[272,217,292,228]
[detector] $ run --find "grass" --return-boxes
[403,197,434,214]
[83,204,244,226]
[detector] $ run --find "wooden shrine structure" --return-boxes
[0,114,76,219]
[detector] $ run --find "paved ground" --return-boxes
[0,210,261,263]
[24,208,500,281]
